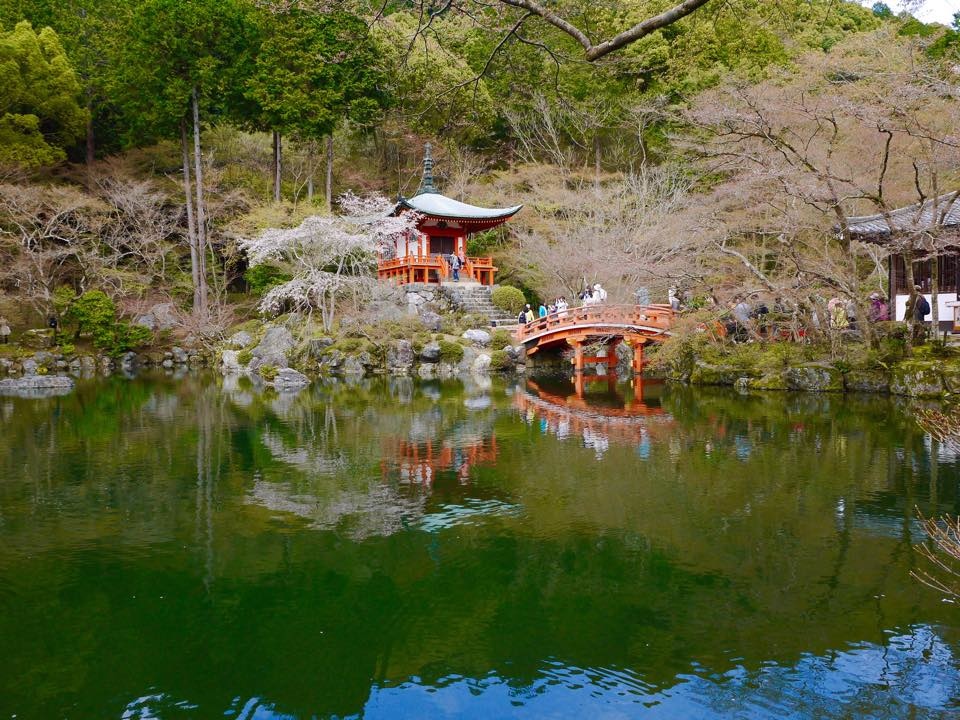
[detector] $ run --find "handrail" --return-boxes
[514,303,674,343]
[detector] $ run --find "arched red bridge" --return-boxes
[513,304,674,373]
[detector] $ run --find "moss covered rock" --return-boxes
[690,364,754,386]
[783,365,843,392]
[890,360,943,397]
[750,372,789,391]
[844,368,891,394]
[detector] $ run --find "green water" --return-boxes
[1,373,959,719]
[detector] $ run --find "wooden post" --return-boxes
[567,338,584,375]
[606,339,620,374]
[631,340,645,375]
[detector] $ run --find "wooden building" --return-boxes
[377,144,522,286]
[845,191,960,327]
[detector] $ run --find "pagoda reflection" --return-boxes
[381,434,499,486]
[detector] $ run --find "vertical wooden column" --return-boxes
[567,338,584,374]
[630,339,645,375]
[606,339,621,374]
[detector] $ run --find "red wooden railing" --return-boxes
[514,304,674,344]
[377,254,498,285]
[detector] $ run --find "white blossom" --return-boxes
[238,193,421,330]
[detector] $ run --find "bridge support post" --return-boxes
[606,338,622,375]
[566,338,584,374]
[626,339,645,375]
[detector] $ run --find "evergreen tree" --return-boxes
[0,20,87,167]
[246,7,386,203]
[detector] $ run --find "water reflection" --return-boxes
[516,377,672,457]
[1,373,960,718]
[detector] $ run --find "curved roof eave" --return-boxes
[397,192,523,221]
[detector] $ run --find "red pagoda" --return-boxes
[377,144,522,286]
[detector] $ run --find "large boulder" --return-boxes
[471,351,492,374]
[171,346,189,364]
[0,374,74,394]
[420,341,441,363]
[272,368,310,391]
[134,312,157,331]
[343,356,367,376]
[890,361,943,397]
[845,368,891,394]
[252,325,295,367]
[690,364,752,386]
[151,303,179,330]
[462,329,491,346]
[19,329,53,350]
[940,362,960,394]
[387,340,415,373]
[307,337,334,359]
[418,310,442,332]
[221,350,243,374]
[783,365,843,393]
[228,330,254,349]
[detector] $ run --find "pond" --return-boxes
[1,373,959,719]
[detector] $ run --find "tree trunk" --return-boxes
[191,86,209,317]
[306,140,314,203]
[905,249,916,350]
[325,134,333,212]
[594,133,601,188]
[85,105,95,169]
[180,119,202,315]
[273,130,282,203]
[931,251,940,343]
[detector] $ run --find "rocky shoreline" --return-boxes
[669,358,960,399]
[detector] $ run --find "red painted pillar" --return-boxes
[631,341,645,375]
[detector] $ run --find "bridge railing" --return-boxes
[514,303,674,343]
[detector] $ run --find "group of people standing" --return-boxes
[518,283,607,324]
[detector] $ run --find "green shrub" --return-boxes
[258,363,278,380]
[491,285,526,315]
[335,338,363,353]
[62,290,153,356]
[58,342,75,356]
[245,264,292,296]
[490,328,513,349]
[63,290,115,339]
[237,349,253,366]
[438,340,464,363]
[489,349,513,371]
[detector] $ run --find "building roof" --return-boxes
[846,191,960,238]
[398,192,522,221]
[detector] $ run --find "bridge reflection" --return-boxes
[516,377,674,456]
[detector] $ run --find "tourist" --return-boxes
[450,252,462,282]
[0,316,9,344]
[668,288,681,311]
[524,304,535,324]
[827,298,847,330]
[557,296,569,318]
[457,250,467,277]
[913,287,930,323]
[731,296,752,342]
[580,287,594,306]
[538,303,547,318]
[868,292,889,322]
[593,283,608,303]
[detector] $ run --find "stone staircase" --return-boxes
[439,282,517,327]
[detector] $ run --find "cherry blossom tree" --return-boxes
[239,193,419,331]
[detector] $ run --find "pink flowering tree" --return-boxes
[240,193,419,331]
